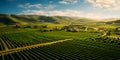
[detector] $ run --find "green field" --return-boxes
[0,14,120,60]
[0,0,120,59]
[0,30,120,60]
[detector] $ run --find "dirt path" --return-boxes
[108,35,120,38]
[0,39,72,56]
[100,32,107,37]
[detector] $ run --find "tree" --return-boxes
[33,25,38,28]
[106,31,111,36]
[13,25,21,28]
[24,25,32,28]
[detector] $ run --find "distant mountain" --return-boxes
[104,19,120,26]
[102,18,120,22]
[0,14,98,25]
[105,20,120,24]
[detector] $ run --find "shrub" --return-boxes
[24,25,32,28]
[13,25,21,28]
[33,25,39,28]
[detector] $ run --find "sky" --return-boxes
[0,0,120,19]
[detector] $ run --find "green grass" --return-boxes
[40,31,99,40]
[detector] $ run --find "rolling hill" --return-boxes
[105,19,120,26]
[0,14,98,26]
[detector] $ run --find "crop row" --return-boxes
[90,36,120,45]
[0,31,67,50]
[1,39,120,60]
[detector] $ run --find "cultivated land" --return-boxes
[0,14,120,60]
[0,39,72,55]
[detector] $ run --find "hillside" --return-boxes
[106,20,120,23]
[0,14,97,25]
[105,19,120,25]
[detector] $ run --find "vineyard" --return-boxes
[0,31,120,60]
[0,31,68,50]
[91,36,120,45]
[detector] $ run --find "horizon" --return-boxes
[0,0,120,19]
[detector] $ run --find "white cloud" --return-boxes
[59,0,79,5]
[49,10,82,16]
[19,3,56,9]
[22,9,120,19]
[22,10,82,16]
[87,0,120,10]
[22,10,48,15]
[18,3,42,9]
[22,9,113,19]
[44,5,56,9]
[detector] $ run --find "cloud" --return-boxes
[22,10,82,16]
[59,0,79,5]
[44,4,56,9]
[87,0,120,10]
[18,3,56,9]
[18,3,42,9]
[48,10,82,16]
[21,9,120,19]
[21,9,107,19]
[22,10,48,15]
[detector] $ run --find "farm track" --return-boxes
[108,35,120,39]
[0,39,72,55]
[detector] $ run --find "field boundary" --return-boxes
[0,39,72,56]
